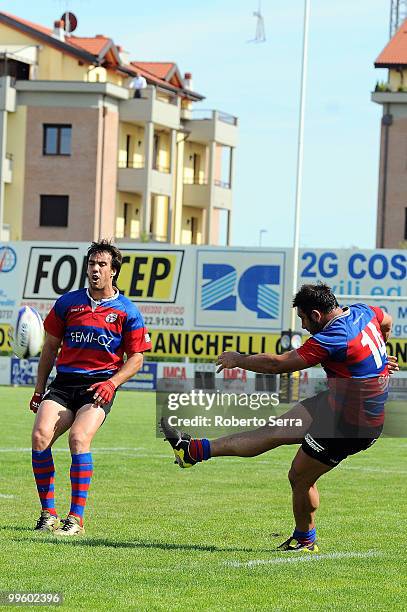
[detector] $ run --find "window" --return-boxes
[191,216,198,244]
[126,135,131,167]
[153,133,159,169]
[40,195,69,227]
[43,124,72,155]
[123,202,130,236]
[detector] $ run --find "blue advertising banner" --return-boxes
[123,362,157,391]
[10,357,39,386]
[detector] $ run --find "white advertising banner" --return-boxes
[0,242,406,362]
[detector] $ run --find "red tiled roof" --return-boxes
[0,11,204,99]
[0,11,98,60]
[69,36,111,56]
[375,19,407,66]
[133,62,175,80]
[127,62,178,91]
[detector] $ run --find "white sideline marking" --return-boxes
[0,493,15,499]
[0,447,171,459]
[224,550,381,568]
[0,448,405,472]
[342,465,407,475]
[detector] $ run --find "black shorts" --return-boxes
[43,373,117,416]
[300,391,383,468]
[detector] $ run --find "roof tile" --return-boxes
[376,19,407,66]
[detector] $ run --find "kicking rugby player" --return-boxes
[30,240,151,535]
[161,283,398,552]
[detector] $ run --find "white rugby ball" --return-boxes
[13,306,44,358]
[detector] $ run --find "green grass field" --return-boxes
[0,387,406,611]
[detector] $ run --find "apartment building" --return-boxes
[373,20,407,247]
[0,11,238,245]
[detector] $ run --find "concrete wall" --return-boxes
[96,104,119,240]
[4,105,26,240]
[376,109,407,248]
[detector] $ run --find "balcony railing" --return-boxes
[190,109,238,126]
[215,179,231,189]
[155,87,179,106]
[183,176,208,185]
[118,159,144,169]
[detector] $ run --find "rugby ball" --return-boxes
[12,306,44,358]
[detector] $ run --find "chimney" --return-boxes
[117,45,130,65]
[184,72,193,90]
[53,19,65,42]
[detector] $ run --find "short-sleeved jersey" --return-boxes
[296,304,389,427]
[44,289,152,376]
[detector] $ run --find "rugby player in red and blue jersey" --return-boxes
[161,284,399,552]
[30,240,151,535]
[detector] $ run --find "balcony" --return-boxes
[214,180,232,210]
[120,86,181,130]
[371,90,407,104]
[3,153,12,183]
[117,160,146,193]
[183,110,238,147]
[151,166,173,196]
[0,76,16,112]
[183,177,232,209]
[183,177,210,208]
[117,159,173,196]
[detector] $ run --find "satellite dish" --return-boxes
[61,12,78,34]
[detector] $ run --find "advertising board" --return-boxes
[1,242,406,363]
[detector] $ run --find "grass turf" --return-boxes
[0,387,406,611]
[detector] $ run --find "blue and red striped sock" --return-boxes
[293,527,316,546]
[32,448,57,516]
[69,452,93,526]
[189,439,211,462]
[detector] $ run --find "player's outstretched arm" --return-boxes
[216,350,308,375]
[35,333,61,394]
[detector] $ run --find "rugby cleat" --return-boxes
[54,515,84,536]
[34,510,60,532]
[277,537,319,553]
[159,417,197,468]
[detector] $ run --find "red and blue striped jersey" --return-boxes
[297,304,388,378]
[297,304,389,427]
[44,289,152,376]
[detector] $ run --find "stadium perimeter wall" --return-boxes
[0,242,406,365]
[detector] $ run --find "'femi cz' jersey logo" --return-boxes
[70,330,114,348]
[105,313,118,323]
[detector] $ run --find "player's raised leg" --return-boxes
[277,448,332,552]
[160,402,311,468]
[31,400,74,531]
[54,403,105,536]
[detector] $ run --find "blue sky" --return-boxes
[1,0,391,248]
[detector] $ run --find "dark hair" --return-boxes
[87,240,122,287]
[293,283,338,316]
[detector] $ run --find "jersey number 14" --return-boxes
[361,322,387,369]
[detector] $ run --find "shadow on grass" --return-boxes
[0,525,33,532]
[15,535,282,553]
